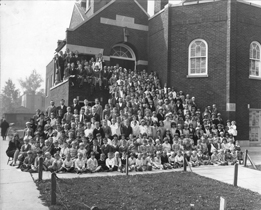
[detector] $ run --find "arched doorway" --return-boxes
[110,44,136,71]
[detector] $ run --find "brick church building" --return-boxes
[46,0,261,145]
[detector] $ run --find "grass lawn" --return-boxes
[37,172,261,210]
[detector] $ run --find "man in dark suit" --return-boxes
[93,121,105,139]
[70,63,78,86]
[45,100,57,118]
[116,98,126,111]
[58,51,65,81]
[71,98,81,114]
[79,108,87,124]
[56,99,67,118]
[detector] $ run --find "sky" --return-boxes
[1,0,261,93]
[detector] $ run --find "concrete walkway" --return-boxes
[0,138,48,210]
[242,146,261,165]
[193,165,261,195]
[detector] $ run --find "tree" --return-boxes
[1,79,21,113]
[19,70,43,95]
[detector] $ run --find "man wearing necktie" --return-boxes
[79,108,86,123]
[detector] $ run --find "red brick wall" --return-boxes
[67,0,148,61]
[169,1,228,116]
[148,7,169,84]
[49,81,70,107]
[234,2,261,140]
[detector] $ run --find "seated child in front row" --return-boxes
[151,151,163,170]
[43,152,54,171]
[20,150,35,172]
[58,154,74,173]
[87,152,101,173]
[98,153,108,172]
[75,153,87,174]
[106,152,118,172]
[128,153,136,171]
[49,153,63,172]
[174,150,184,168]
[189,151,199,167]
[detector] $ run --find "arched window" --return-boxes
[249,41,261,78]
[110,45,135,60]
[188,39,208,76]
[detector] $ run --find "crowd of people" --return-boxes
[53,49,108,90]
[5,52,242,174]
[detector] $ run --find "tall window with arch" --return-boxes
[188,39,208,76]
[249,41,261,78]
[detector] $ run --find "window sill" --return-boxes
[187,74,208,78]
[249,76,261,80]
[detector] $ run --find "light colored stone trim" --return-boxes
[100,16,148,31]
[137,60,148,65]
[66,44,103,55]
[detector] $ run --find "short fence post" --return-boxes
[51,173,56,205]
[38,157,43,181]
[126,154,129,176]
[233,163,238,187]
[244,150,248,167]
[183,154,187,172]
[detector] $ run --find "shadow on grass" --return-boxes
[36,171,261,210]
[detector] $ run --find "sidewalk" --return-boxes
[0,138,48,210]
[193,165,261,195]
[241,146,261,165]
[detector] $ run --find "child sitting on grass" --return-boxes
[98,153,108,172]
[161,151,172,169]
[189,150,199,167]
[75,152,87,174]
[43,152,55,171]
[114,151,122,172]
[150,152,163,170]
[168,151,176,168]
[226,149,238,165]
[20,150,35,172]
[135,153,143,171]
[87,152,101,173]
[106,152,117,172]
[217,149,228,166]
[128,153,136,171]
[49,153,63,172]
[58,154,74,173]
[174,150,184,168]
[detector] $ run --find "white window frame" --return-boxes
[249,41,261,80]
[188,39,208,77]
[86,0,91,11]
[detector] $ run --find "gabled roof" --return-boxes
[75,3,88,21]
[68,0,116,31]
[68,0,149,32]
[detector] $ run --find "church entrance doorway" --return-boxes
[110,44,136,71]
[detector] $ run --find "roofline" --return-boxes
[149,3,172,21]
[75,3,85,21]
[133,0,150,17]
[237,0,261,9]
[67,0,116,32]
